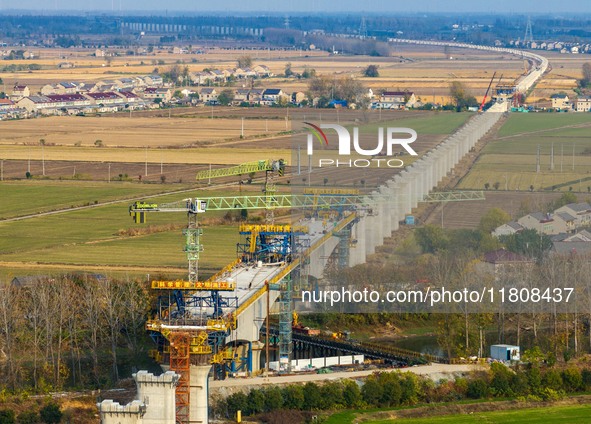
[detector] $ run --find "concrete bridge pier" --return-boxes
[250,341,264,374]
[349,213,367,266]
[364,207,377,255]
[190,364,212,424]
[378,186,392,237]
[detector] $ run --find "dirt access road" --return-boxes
[210,363,483,389]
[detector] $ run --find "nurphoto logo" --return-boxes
[304,122,418,168]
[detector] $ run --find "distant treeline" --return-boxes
[2,14,591,44]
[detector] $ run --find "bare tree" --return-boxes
[0,283,25,390]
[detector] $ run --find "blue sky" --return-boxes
[1,0,590,13]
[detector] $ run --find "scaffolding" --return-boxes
[169,332,190,424]
[278,274,293,373]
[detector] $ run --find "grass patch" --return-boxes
[0,225,238,270]
[0,185,244,275]
[497,113,591,137]
[458,113,591,191]
[361,112,471,135]
[365,403,591,423]
[0,180,183,219]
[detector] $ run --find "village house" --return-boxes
[16,95,55,114]
[261,88,286,105]
[253,64,272,77]
[247,88,265,104]
[555,202,591,228]
[238,67,257,79]
[234,88,251,104]
[291,91,307,105]
[553,212,577,234]
[85,92,127,110]
[0,98,16,111]
[116,91,144,109]
[551,241,591,256]
[200,87,218,103]
[142,75,164,87]
[575,96,591,112]
[10,84,30,101]
[189,72,212,85]
[517,212,556,235]
[209,69,225,82]
[142,87,172,102]
[550,93,570,110]
[223,68,236,79]
[17,94,92,114]
[40,84,60,96]
[480,249,535,279]
[376,91,417,109]
[115,78,136,91]
[492,221,524,237]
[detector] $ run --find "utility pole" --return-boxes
[561,144,564,172]
[42,144,45,176]
[108,163,111,183]
[145,146,148,177]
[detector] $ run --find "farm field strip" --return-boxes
[0,180,188,219]
[0,145,293,164]
[0,116,289,147]
[364,403,591,424]
[0,225,238,271]
[458,114,591,191]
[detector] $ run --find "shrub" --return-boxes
[0,409,16,424]
[490,362,513,396]
[342,380,362,408]
[225,392,248,417]
[17,411,39,424]
[539,387,564,401]
[263,387,283,413]
[466,378,488,399]
[561,368,583,392]
[39,404,61,424]
[302,382,322,410]
[361,378,383,407]
[542,369,563,391]
[282,385,305,410]
[581,369,591,388]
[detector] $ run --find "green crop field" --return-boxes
[364,403,591,424]
[458,112,591,192]
[0,181,247,279]
[360,112,471,135]
[497,113,591,137]
[0,180,187,219]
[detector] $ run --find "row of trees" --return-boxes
[0,276,149,392]
[307,75,368,107]
[578,62,591,89]
[217,363,591,421]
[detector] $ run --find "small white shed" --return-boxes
[490,344,520,361]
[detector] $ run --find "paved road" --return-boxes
[210,363,484,388]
